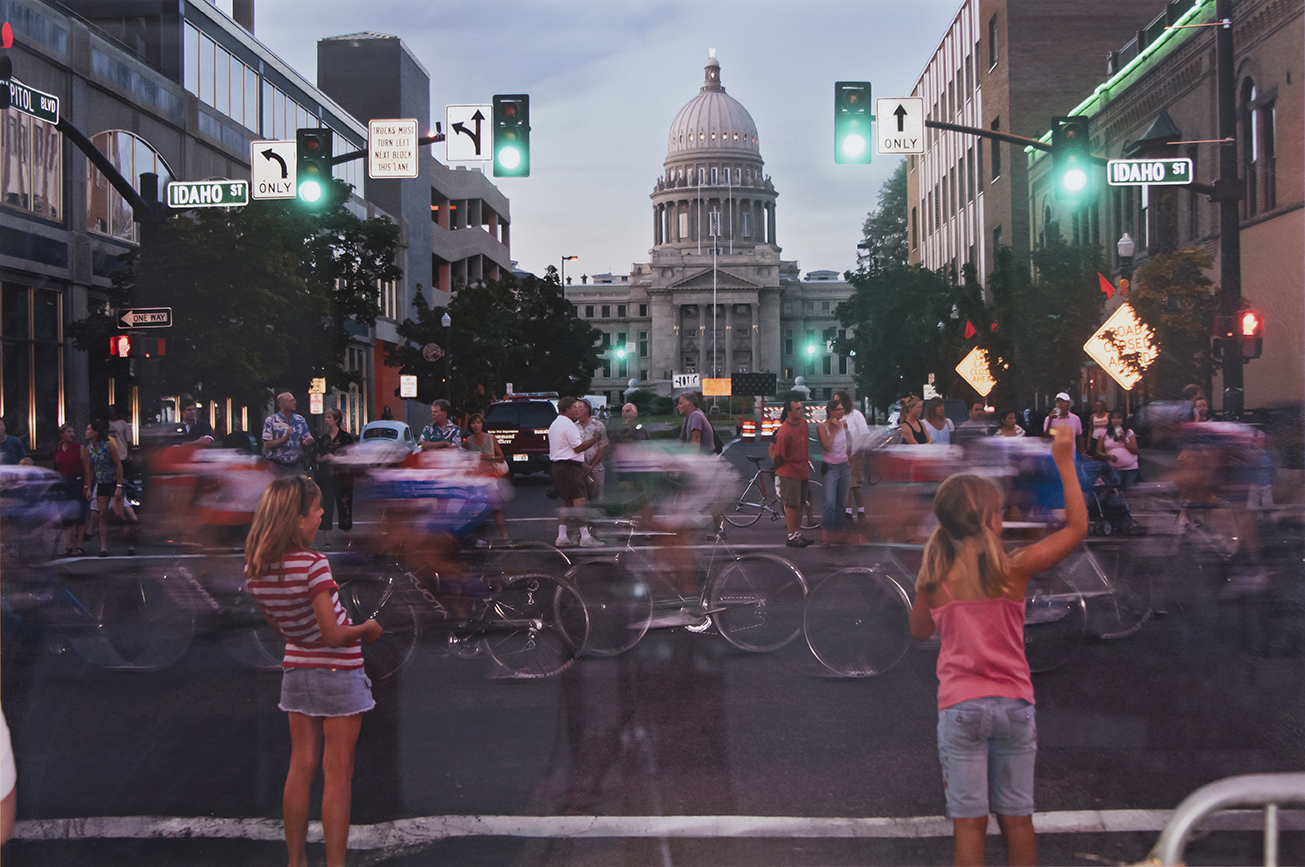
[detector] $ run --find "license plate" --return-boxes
[512,453,528,461]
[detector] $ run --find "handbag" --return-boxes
[820,460,829,476]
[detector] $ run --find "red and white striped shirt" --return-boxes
[245,548,363,670]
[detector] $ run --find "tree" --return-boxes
[1124,246,1218,400]
[67,180,401,410]
[857,159,908,271]
[387,269,603,414]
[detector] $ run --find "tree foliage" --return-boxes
[67,180,401,409]
[386,268,603,414]
[857,160,909,271]
[1125,246,1218,399]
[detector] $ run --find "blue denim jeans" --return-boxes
[937,696,1036,818]
[822,460,851,530]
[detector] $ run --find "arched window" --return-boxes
[1241,79,1257,217]
[87,130,174,244]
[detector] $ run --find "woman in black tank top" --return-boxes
[899,395,933,444]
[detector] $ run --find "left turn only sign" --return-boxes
[251,140,297,199]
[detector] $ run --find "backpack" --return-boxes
[681,411,724,455]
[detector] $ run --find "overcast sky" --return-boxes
[242,0,961,280]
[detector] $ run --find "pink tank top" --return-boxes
[931,582,1034,710]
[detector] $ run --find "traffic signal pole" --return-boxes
[1214,0,1244,417]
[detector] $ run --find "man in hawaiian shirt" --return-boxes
[418,399,461,450]
[262,392,314,472]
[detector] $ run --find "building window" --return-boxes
[1,283,64,454]
[86,131,174,244]
[585,305,594,318]
[990,118,1001,180]
[967,147,975,201]
[839,354,848,375]
[821,301,831,314]
[784,330,793,356]
[822,356,832,375]
[803,301,814,315]
[617,304,626,318]
[934,183,941,230]
[184,23,259,133]
[1,110,62,221]
[601,305,610,318]
[678,212,689,239]
[911,206,918,249]
[639,332,648,357]
[639,303,647,317]
[378,279,400,320]
[993,225,1002,250]
[710,167,718,185]
[965,54,973,94]
[988,14,999,68]
[741,211,750,238]
[572,306,578,317]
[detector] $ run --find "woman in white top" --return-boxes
[923,397,955,446]
[817,398,852,547]
[1088,399,1110,445]
[1094,410,1139,488]
[835,391,868,521]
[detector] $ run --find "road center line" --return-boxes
[12,809,1302,848]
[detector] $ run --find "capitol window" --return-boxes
[741,212,750,238]
[711,167,718,185]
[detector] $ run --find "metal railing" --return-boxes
[1148,773,1305,866]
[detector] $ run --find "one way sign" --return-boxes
[875,97,924,155]
[118,307,173,329]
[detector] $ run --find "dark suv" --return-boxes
[483,396,558,477]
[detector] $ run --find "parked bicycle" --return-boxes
[722,455,822,530]
[564,517,809,656]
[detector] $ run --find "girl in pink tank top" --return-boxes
[909,427,1086,866]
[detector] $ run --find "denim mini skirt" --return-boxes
[279,667,375,717]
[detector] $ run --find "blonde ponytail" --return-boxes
[918,473,1010,596]
[245,475,320,579]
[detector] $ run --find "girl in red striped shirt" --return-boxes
[245,476,382,867]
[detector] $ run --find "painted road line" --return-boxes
[13,809,1304,847]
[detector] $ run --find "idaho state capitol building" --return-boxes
[566,53,856,405]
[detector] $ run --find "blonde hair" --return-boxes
[245,475,320,579]
[919,473,1009,596]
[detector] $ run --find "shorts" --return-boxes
[937,696,1036,819]
[778,475,808,510]
[848,452,864,489]
[551,460,588,501]
[279,667,375,717]
[94,481,120,499]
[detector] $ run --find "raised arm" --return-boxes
[1008,427,1088,589]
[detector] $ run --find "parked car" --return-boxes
[483,396,559,476]
[354,420,419,463]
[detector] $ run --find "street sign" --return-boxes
[955,346,997,397]
[875,97,924,155]
[673,373,700,390]
[250,140,297,199]
[309,393,324,415]
[308,377,327,395]
[368,119,419,179]
[702,378,731,397]
[445,104,492,161]
[1083,302,1158,390]
[7,78,59,124]
[1107,158,1193,186]
[731,372,776,396]
[422,343,444,362]
[117,307,172,329]
[167,180,248,208]
[400,375,418,398]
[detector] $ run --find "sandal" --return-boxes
[65,547,75,556]
[71,547,87,556]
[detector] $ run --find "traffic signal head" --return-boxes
[1240,309,1264,358]
[110,335,132,358]
[834,81,872,165]
[1052,116,1094,202]
[296,128,334,206]
[492,94,530,178]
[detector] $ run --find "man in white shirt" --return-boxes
[548,397,603,547]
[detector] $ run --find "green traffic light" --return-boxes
[1062,167,1088,192]
[841,134,867,160]
[498,145,521,171]
[298,178,323,203]
[806,344,817,356]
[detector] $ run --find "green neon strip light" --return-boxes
[1026,0,1212,156]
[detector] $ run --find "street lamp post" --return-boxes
[561,255,577,288]
[1117,233,1135,295]
[441,311,452,400]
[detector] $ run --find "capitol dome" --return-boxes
[666,52,760,158]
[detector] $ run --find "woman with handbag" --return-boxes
[464,413,510,542]
[316,409,355,550]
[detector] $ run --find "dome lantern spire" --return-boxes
[702,48,723,93]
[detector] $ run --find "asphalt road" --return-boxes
[3,439,1304,866]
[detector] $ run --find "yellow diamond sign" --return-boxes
[1083,302,1158,390]
[955,346,997,397]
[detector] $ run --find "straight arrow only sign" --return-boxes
[875,97,924,155]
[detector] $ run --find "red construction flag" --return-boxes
[1098,272,1116,299]
[964,320,977,339]
[991,322,998,332]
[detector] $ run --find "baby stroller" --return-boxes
[1079,460,1135,536]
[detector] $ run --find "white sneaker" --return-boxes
[579,535,606,548]
[556,537,576,548]
[474,539,489,548]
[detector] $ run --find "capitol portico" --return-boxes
[565,52,856,405]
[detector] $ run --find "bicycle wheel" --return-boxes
[480,540,573,577]
[85,573,196,671]
[338,577,422,683]
[564,559,651,656]
[1023,572,1087,673]
[800,480,824,530]
[709,554,808,652]
[483,573,589,678]
[1082,543,1153,640]
[723,476,767,527]
[804,566,912,677]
